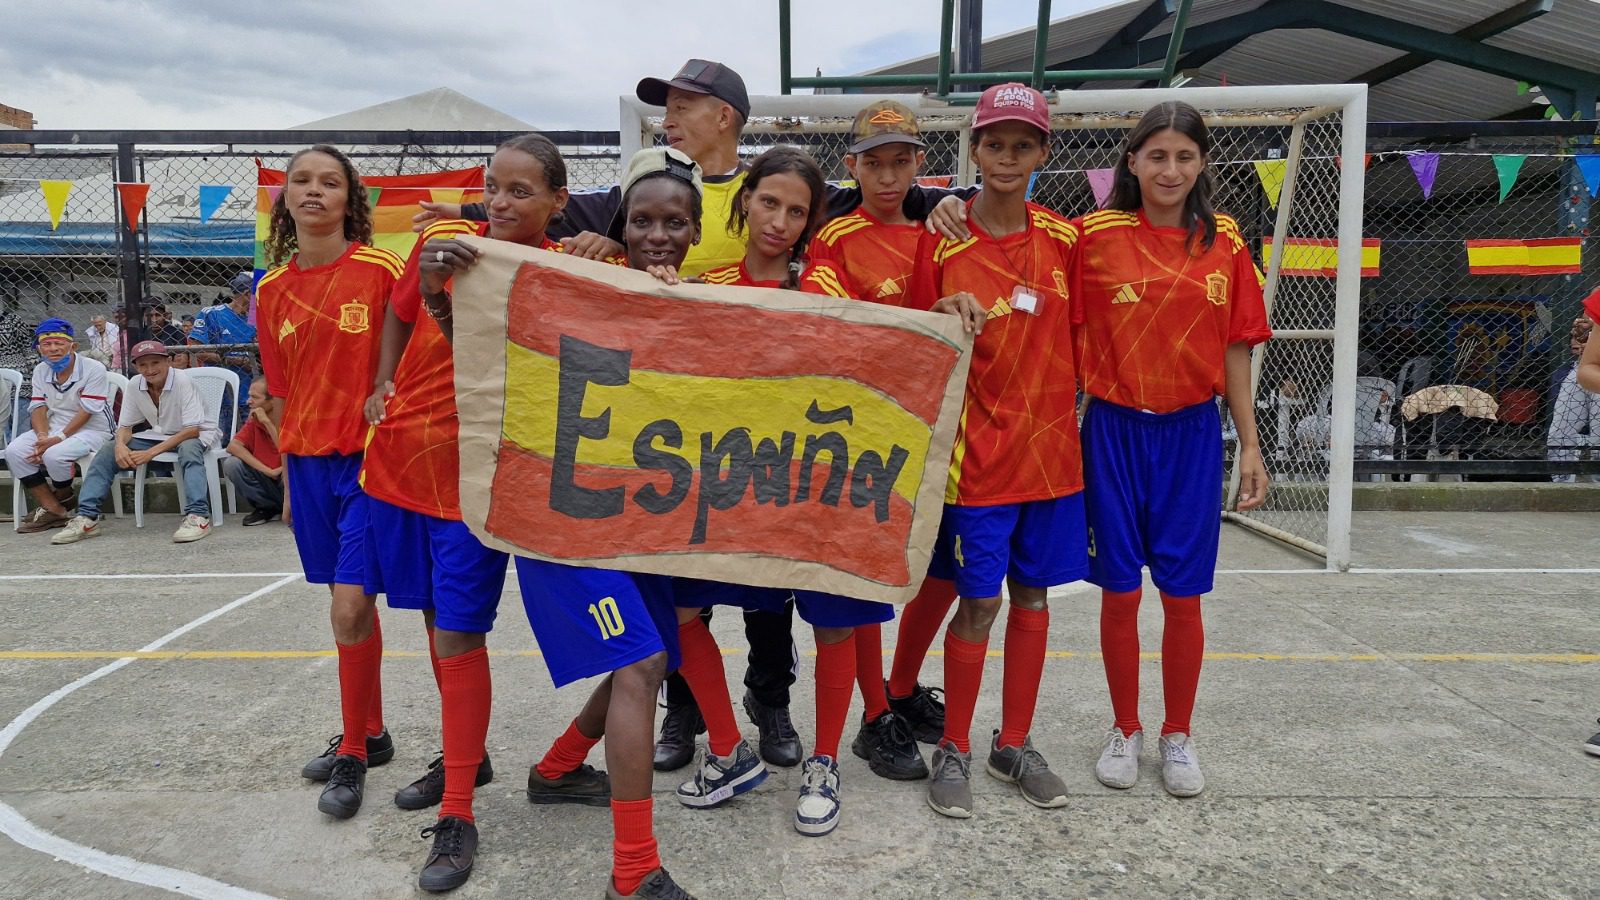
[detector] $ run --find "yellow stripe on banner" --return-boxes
[1467,245,1527,269]
[1529,241,1582,269]
[1361,243,1382,272]
[500,342,932,503]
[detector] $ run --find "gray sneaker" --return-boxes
[51,514,102,545]
[1158,733,1205,797]
[1094,728,1143,789]
[926,739,973,819]
[985,730,1068,808]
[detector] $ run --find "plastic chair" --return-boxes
[5,368,23,529]
[11,371,124,529]
[131,367,239,528]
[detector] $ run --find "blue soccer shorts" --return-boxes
[285,453,371,589]
[927,493,1089,599]
[364,498,510,629]
[667,578,891,629]
[1082,398,1224,597]
[513,558,681,688]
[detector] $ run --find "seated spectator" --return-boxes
[1547,316,1599,483]
[83,311,122,370]
[54,340,219,545]
[190,272,258,414]
[137,298,189,368]
[0,300,30,370]
[224,378,283,525]
[5,319,112,533]
[180,315,196,337]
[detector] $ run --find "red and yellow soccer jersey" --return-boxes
[360,221,563,521]
[700,260,815,289]
[803,208,924,306]
[257,242,402,457]
[1072,209,1272,413]
[906,201,1083,506]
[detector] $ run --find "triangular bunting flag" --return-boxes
[1576,155,1600,199]
[1493,155,1527,203]
[116,183,150,232]
[367,186,383,208]
[1254,160,1287,208]
[1407,153,1440,200]
[1085,168,1115,209]
[198,185,234,224]
[1333,154,1374,170]
[39,180,73,231]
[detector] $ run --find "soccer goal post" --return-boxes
[620,84,1367,571]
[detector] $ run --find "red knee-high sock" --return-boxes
[437,647,491,823]
[940,630,988,753]
[536,718,602,780]
[611,798,659,897]
[997,605,1049,749]
[425,623,444,691]
[1159,592,1205,737]
[1100,588,1143,737]
[675,617,741,758]
[334,626,383,761]
[365,611,385,738]
[854,623,890,722]
[812,631,856,759]
[888,578,958,698]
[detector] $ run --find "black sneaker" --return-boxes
[395,754,495,810]
[527,762,611,806]
[1586,718,1600,758]
[886,681,945,744]
[302,731,394,782]
[242,508,279,526]
[850,711,929,780]
[653,702,705,772]
[316,755,366,819]
[418,815,478,893]
[743,690,802,768]
[605,867,696,899]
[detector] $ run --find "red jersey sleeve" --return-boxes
[395,220,486,324]
[257,272,287,399]
[801,261,855,299]
[1227,239,1273,346]
[904,230,945,313]
[1583,285,1600,324]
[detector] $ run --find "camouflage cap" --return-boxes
[847,100,927,154]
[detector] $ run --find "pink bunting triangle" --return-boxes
[1085,168,1115,209]
[1407,153,1440,200]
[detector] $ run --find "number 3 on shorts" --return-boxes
[588,596,626,639]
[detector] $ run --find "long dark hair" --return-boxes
[1105,100,1217,253]
[728,146,827,290]
[264,145,374,267]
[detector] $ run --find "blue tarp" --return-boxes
[0,222,253,257]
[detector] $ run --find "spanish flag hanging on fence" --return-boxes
[1464,238,1582,276]
[1261,237,1381,277]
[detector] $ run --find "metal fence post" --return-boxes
[115,142,144,368]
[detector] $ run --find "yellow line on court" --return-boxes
[0,650,1596,663]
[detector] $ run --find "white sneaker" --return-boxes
[1158,733,1205,797]
[1094,728,1143,789]
[173,514,212,543]
[794,754,841,836]
[51,515,102,545]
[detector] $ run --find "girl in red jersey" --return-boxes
[257,145,414,820]
[1073,101,1271,798]
[907,83,1086,820]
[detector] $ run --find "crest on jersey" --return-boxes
[1205,272,1229,306]
[338,302,370,334]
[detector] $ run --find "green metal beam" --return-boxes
[1114,0,1178,49]
[1158,0,1195,87]
[1348,0,1553,88]
[1032,0,1054,89]
[789,67,1163,91]
[779,0,793,95]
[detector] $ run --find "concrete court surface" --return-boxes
[0,511,1594,900]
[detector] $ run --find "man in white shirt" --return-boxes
[55,340,219,544]
[84,310,122,370]
[6,319,113,533]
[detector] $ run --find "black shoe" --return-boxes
[242,507,279,526]
[743,690,802,768]
[302,731,394,782]
[395,754,495,810]
[527,762,611,806]
[886,681,946,744]
[316,755,366,819]
[605,866,696,899]
[850,711,929,780]
[418,815,478,893]
[653,702,705,772]
[1586,718,1600,758]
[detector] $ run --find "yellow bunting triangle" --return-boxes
[1253,160,1287,209]
[39,180,73,230]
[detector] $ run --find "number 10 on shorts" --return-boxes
[588,596,626,639]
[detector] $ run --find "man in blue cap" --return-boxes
[190,272,258,416]
[5,319,113,533]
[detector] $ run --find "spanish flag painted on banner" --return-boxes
[1261,238,1381,277]
[1464,238,1582,276]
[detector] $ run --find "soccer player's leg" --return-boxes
[740,603,803,768]
[885,574,957,743]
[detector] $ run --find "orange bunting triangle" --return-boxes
[117,183,150,232]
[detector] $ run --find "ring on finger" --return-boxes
[436,250,446,264]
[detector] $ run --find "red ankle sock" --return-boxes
[812,631,856,759]
[675,617,741,758]
[888,578,957,698]
[334,625,383,761]
[437,646,491,823]
[941,630,988,753]
[853,623,890,721]
[426,624,444,691]
[1100,588,1143,737]
[611,798,660,896]
[535,718,601,780]
[997,605,1049,748]
[1159,592,1205,736]
[364,611,385,738]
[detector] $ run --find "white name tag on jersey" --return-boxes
[1012,285,1040,315]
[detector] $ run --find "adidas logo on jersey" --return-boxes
[875,279,904,299]
[1112,283,1142,305]
[987,296,1013,320]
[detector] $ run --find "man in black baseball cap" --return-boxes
[636,58,751,123]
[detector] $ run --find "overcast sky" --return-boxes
[2,0,1113,131]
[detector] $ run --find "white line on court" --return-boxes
[0,574,298,900]
[0,573,302,581]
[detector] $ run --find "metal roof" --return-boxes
[866,0,1600,121]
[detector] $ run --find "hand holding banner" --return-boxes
[451,237,973,604]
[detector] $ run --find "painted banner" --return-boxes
[1262,237,1381,277]
[452,237,973,604]
[1464,238,1582,275]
